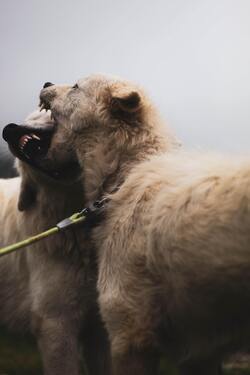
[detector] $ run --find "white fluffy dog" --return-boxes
[0,110,110,375]
[39,73,250,375]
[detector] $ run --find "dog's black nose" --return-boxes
[43,82,54,89]
[2,123,19,142]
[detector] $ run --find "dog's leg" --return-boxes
[98,305,160,375]
[99,294,160,375]
[82,307,112,375]
[30,259,85,375]
[36,317,81,375]
[112,348,159,375]
[98,255,162,375]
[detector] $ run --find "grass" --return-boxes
[0,329,250,374]
[0,328,42,375]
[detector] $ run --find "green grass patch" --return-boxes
[0,328,42,375]
[0,328,250,374]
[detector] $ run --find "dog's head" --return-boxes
[39,75,150,143]
[2,109,81,210]
[39,75,176,200]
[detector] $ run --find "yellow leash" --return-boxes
[0,197,109,258]
[0,211,87,258]
[0,226,60,257]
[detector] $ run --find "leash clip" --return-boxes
[57,217,75,230]
[56,198,109,231]
[57,209,88,231]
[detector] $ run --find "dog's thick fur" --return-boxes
[40,74,250,375]
[0,110,110,375]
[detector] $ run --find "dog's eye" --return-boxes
[72,84,79,89]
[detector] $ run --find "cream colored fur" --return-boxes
[0,110,110,375]
[40,74,250,375]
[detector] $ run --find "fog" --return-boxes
[1,0,250,153]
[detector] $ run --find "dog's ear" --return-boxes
[110,86,141,117]
[18,178,37,211]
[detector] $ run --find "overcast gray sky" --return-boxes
[1,0,250,152]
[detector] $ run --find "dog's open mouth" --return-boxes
[2,122,81,181]
[2,123,54,165]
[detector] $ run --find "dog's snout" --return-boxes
[40,83,57,110]
[43,82,54,89]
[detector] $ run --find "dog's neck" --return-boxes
[18,162,84,220]
[37,181,84,220]
[81,127,178,204]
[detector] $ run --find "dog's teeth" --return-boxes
[19,135,32,149]
[31,134,41,141]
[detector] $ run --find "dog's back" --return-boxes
[0,176,32,328]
